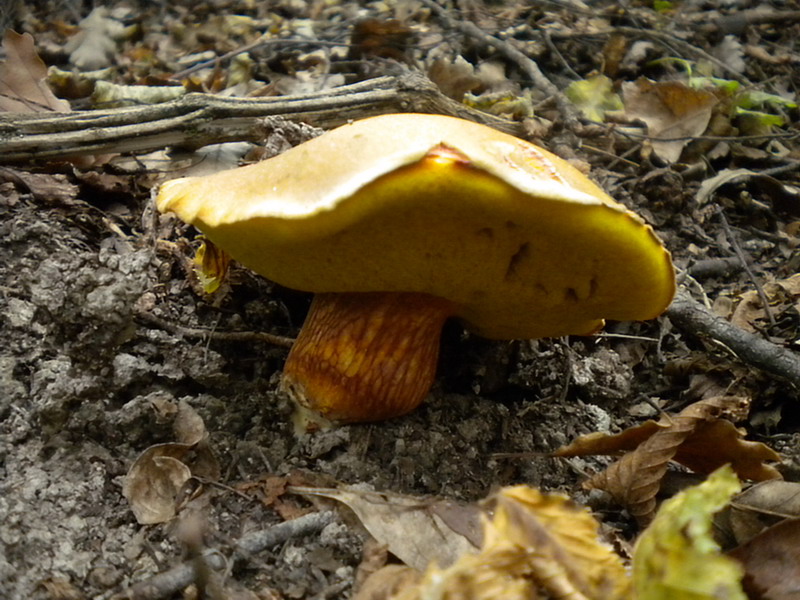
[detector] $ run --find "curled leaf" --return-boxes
[122,401,219,524]
[570,396,779,524]
[193,237,231,295]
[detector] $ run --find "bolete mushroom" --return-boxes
[157,113,675,425]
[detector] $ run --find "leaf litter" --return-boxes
[2,0,800,598]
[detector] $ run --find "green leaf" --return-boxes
[653,0,673,13]
[632,465,746,600]
[736,89,797,110]
[688,76,740,95]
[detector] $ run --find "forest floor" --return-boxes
[1,1,800,599]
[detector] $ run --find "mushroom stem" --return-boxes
[282,292,455,425]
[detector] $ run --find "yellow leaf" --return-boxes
[564,75,623,122]
[392,485,631,600]
[632,465,746,600]
[194,237,231,294]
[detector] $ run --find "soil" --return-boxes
[2,1,800,599]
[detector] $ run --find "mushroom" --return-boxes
[157,113,675,425]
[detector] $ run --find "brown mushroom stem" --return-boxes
[282,292,455,425]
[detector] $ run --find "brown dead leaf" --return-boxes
[732,275,800,333]
[0,30,70,113]
[122,443,194,525]
[122,401,219,524]
[290,486,481,571]
[36,576,84,600]
[354,565,421,600]
[553,420,665,457]
[733,480,800,519]
[580,396,780,524]
[427,56,482,101]
[622,78,718,162]
[729,518,800,600]
[674,419,781,481]
[237,472,315,521]
[348,18,413,62]
[0,170,79,205]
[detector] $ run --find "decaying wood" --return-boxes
[666,289,800,388]
[0,72,521,164]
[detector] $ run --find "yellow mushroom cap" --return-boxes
[157,113,675,339]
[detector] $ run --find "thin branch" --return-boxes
[717,209,776,327]
[135,310,295,348]
[666,289,800,387]
[117,511,335,600]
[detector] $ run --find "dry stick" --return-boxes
[119,511,335,600]
[666,289,800,388]
[135,310,295,348]
[419,0,581,128]
[0,72,521,164]
[717,209,776,327]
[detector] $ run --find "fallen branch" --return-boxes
[666,289,800,388]
[0,72,520,164]
[117,511,335,600]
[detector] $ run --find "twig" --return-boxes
[419,0,581,128]
[234,510,334,556]
[666,289,800,387]
[135,309,295,348]
[116,551,226,600]
[717,209,776,327]
[116,511,335,600]
[688,256,746,281]
[0,72,521,164]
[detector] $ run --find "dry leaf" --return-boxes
[729,518,800,600]
[553,420,665,456]
[673,419,781,480]
[237,472,321,521]
[578,396,780,524]
[36,577,84,600]
[347,18,413,62]
[391,485,631,600]
[122,401,219,524]
[0,30,70,113]
[122,444,193,524]
[623,78,718,162]
[65,7,124,70]
[732,274,800,332]
[290,486,481,571]
[354,565,421,600]
[733,480,800,519]
[427,56,482,101]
